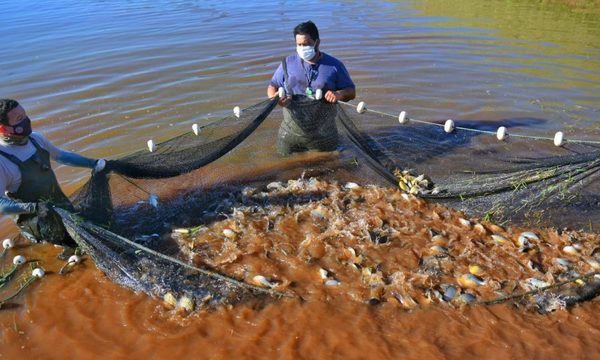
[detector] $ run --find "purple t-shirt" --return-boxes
[270,52,355,95]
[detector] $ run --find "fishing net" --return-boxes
[337,103,600,230]
[52,94,599,312]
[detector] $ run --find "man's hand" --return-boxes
[324,90,340,103]
[94,159,106,172]
[36,202,51,218]
[278,96,292,107]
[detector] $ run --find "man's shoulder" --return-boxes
[319,52,346,68]
[285,54,302,63]
[28,132,53,151]
[30,132,48,142]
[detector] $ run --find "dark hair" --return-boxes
[0,99,20,125]
[293,21,319,41]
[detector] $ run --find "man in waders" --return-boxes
[0,99,105,253]
[267,21,356,155]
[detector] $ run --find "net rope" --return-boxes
[338,101,600,145]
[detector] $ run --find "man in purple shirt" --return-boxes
[267,21,356,154]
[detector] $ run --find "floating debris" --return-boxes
[458,218,471,228]
[267,182,283,190]
[310,208,327,220]
[554,258,571,268]
[252,275,276,288]
[430,245,448,255]
[164,292,177,308]
[528,260,544,273]
[457,274,486,289]
[458,293,477,304]
[319,268,328,280]
[474,223,487,235]
[441,285,458,302]
[516,235,533,252]
[563,246,578,255]
[524,278,550,290]
[491,234,508,245]
[222,229,237,239]
[587,259,600,270]
[344,182,360,190]
[325,279,340,286]
[178,296,194,312]
[171,177,600,312]
[393,168,436,195]
[520,232,540,241]
[468,264,485,276]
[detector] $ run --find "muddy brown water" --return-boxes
[1,0,600,359]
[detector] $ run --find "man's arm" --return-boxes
[32,133,101,169]
[268,62,292,107]
[324,87,356,103]
[0,196,36,215]
[325,58,356,103]
[55,151,97,168]
[0,170,36,215]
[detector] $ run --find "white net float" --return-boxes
[398,111,408,124]
[233,106,241,118]
[497,126,507,141]
[444,119,455,133]
[192,123,200,136]
[147,139,156,152]
[13,255,26,265]
[356,101,367,114]
[32,268,45,278]
[2,238,13,249]
[554,131,564,146]
[315,88,323,100]
[68,255,81,264]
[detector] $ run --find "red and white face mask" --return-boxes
[0,116,32,144]
[0,116,32,136]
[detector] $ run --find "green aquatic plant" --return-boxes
[0,268,44,308]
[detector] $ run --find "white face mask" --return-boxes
[297,45,316,61]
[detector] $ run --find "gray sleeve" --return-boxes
[55,151,97,168]
[0,196,36,215]
[31,132,96,168]
[0,163,35,215]
[31,132,62,159]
